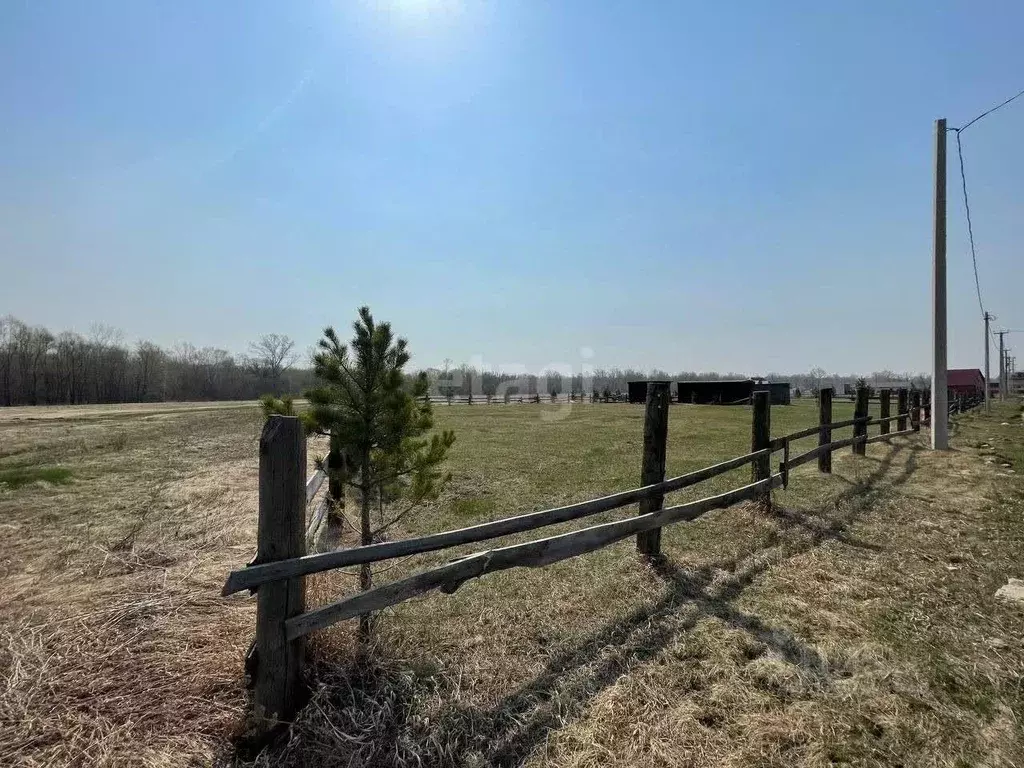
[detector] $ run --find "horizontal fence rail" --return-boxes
[306,469,325,504]
[231,385,925,728]
[770,412,908,450]
[864,426,915,446]
[305,498,330,551]
[285,475,784,640]
[223,448,771,596]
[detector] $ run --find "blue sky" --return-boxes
[1,1,1022,376]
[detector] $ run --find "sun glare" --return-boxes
[378,0,457,23]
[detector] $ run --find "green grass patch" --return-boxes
[450,496,496,519]
[0,466,73,489]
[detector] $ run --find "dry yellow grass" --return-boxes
[0,404,267,766]
[2,399,1023,767]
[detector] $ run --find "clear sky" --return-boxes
[2,1,1022,376]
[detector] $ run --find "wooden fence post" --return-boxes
[911,390,922,432]
[818,387,833,473]
[636,381,670,557]
[254,416,307,726]
[751,390,771,501]
[853,385,868,456]
[897,388,909,431]
[879,388,891,436]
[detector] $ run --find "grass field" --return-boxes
[2,399,1023,767]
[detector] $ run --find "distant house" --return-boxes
[947,368,985,397]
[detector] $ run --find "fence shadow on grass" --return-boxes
[418,439,925,767]
[244,439,926,768]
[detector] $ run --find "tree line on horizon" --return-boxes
[0,315,309,406]
[0,315,929,407]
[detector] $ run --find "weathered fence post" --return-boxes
[751,390,771,502]
[879,388,891,436]
[254,416,307,725]
[853,385,868,456]
[818,387,833,473]
[897,388,909,431]
[911,390,922,432]
[637,381,670,557]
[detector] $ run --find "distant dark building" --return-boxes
[676,380,754,405]
[676,379,791,405]
[627,380,671,404]
[755,381,792,406]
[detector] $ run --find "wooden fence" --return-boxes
[223,385,920,725]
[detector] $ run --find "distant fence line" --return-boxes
[426,389,983,409]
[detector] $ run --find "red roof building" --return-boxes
[947,368,985,396]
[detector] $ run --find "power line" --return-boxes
[944,85,1024,322]
[957,86,1024,132]
[953,130,985,318]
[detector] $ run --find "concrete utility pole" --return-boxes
[985,312,993,411]
[932,118,948,449]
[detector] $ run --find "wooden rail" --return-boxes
[305,498,330,551]
[306,469,325,504]
[230,385,923,727]
[285,475,783,640]
[223,448,770,595]
[864,426,915,446]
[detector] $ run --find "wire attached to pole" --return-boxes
[953,129,985,319]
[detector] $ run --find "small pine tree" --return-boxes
[303,308,455,636]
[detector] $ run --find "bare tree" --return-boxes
[135,342,166,401]
[248,334,296,394]
[54,331,84,404]
[0,316,23,406]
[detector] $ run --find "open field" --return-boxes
[2,399,1024,766]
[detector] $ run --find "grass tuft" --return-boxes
[0,465,73,489]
